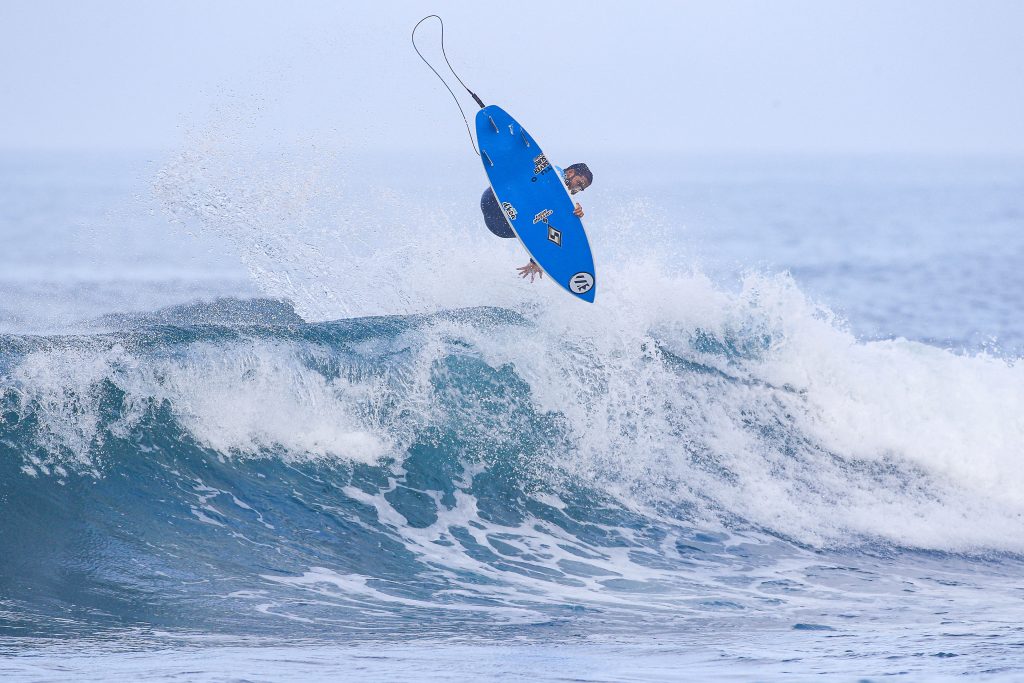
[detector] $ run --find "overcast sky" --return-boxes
[2,0,1023,155]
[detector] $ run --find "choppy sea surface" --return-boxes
[1,149,1023,681]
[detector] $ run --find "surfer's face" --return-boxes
[565,169,590,195]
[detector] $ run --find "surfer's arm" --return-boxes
[573,202,584,218]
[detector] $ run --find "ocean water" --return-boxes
[1,148,1023,681]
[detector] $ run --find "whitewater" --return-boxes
[2,147,1023,681]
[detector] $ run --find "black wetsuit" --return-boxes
[480,188,516,239]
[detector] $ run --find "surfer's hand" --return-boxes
[573,202,584,218]
[517,260,543,283]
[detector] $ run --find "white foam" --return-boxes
[4,338,401,468]
[458,264,1024,552]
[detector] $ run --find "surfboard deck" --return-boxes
[475,105,596,302]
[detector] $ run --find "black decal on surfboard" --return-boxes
[502,202,518,220]
[532,153,550,175]
[569,272,594,294]
[548,225,562,246]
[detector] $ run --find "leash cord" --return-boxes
[411,15,485,156]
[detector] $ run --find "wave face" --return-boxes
[2,289,1023,640]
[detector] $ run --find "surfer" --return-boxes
[480,163,593,282]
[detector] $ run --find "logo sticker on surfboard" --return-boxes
[569,272,594,294]
[502,202,518,220]
[533,209,553,224]
[548,225,562,246]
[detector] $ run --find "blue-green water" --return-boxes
[1,151,1023,681]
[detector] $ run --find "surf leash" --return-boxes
[411,14,485,156]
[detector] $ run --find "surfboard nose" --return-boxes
[569,272,596,302]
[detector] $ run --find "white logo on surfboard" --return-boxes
[569,272,594,294]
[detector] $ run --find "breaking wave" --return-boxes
[2,278,1022,637]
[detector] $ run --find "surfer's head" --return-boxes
[564,163,593,195]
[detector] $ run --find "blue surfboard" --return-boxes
[475,105,596,302]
